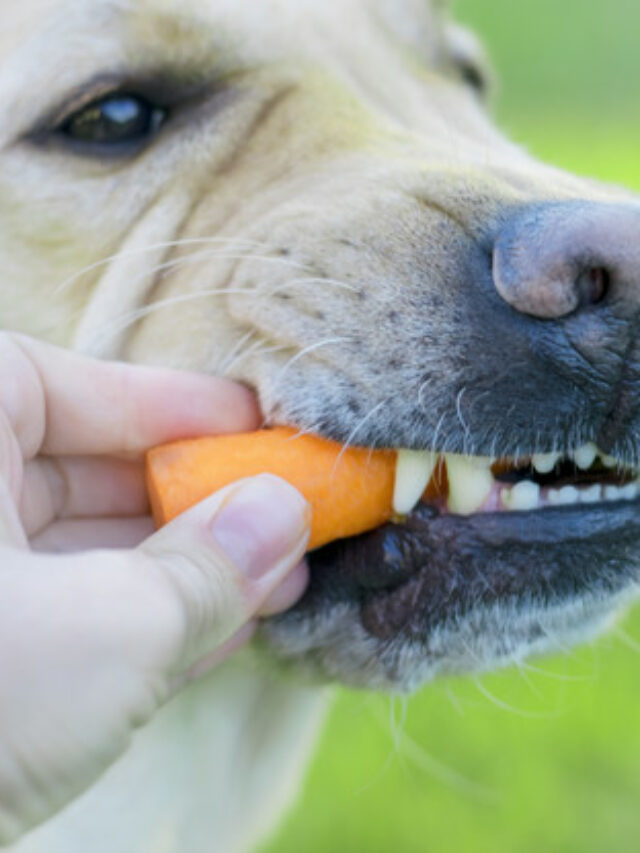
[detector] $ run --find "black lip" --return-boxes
[291,498,640,641]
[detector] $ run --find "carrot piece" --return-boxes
[146,427,397,551]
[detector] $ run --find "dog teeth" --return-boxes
[391,444,640,520]
[393,449,438,515]
[548,485,579,506]
[545,481,639,507]
[501,480,540,511]
[445,454,494,515]
[621,482,639,499]
[532,452,560,474]
[603,483,639,502]
[604,485,623,501]
[580,485,602,504]
[572,443,598,470]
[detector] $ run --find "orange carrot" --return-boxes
[146,427,397,550]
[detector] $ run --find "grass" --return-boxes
[262,3,640,850]
[264,610,640,853]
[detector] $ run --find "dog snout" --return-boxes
[492,201,640,319]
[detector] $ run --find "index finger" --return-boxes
[0,334,261,458]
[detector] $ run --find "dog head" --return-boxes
[2,0,639,690]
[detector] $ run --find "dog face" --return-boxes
[2,0,639,690]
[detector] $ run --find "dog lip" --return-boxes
[299,496,640,641]
[314,495,640,579]
[410,493,640,545]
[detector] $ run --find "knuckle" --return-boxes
[42,456,71,519]
[0,410,22,500]
[0,333,46,458]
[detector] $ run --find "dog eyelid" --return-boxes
[24,70,217,158]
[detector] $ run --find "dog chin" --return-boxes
[258,449,640,690]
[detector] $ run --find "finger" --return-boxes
[0,333,260,460]
[21,456,148,537]
[0,409,23,504]
[0,478,28,549]
[31,517,155,552]
[140,474,311,672]
[0,476,310,837]
[174,623,258,690]
[258,560,310,616]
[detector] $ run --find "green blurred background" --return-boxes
[264,2,640,851]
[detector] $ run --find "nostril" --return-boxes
[575,265,610,308]
[493,202,640,320]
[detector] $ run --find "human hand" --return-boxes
[0,334,311,845]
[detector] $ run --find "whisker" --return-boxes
[612,626,640,656]
[368,701,499,804]
[429,412,448,455]
[155,249,311,276]
[456,386,472,454]
[444,685,466,717]
[281,422,332,440]
[331,400,389,476]
[271,337,349,393]
[71,248,323,352]
[394,729,500,804]
[88,248,312,303]
[269,276,358,296]
[217,329,258,375]
[89,287,260,350]
[388,694,409,751]
[223,339,291,377]
[94,265,356,347]
[518,661,594,683]
[53,236,284,295]
[513,662,544,700]
[473,677,562,719]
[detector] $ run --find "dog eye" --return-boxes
[59,94,167,149]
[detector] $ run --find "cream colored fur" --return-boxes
[0,1,635,851]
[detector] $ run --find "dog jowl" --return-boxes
[1,0,640,696]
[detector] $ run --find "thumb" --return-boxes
[0,476,309,842]
[139,474,311,679]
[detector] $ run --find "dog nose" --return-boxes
[493,202,640,319]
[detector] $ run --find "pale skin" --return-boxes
[0,333,311,845]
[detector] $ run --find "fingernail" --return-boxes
[211,475,311,580]
[259,560,310,616]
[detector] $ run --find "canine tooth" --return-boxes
[580,485,602,504]
[573,443,597,470]
[393,449,437,515]
[501,480,540,511]
[548,486,579,506]
[446,455,494,515]
[532,452,560,474]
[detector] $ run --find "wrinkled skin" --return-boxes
[1,1,640,850]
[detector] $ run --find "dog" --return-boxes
[2,0,640,850]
